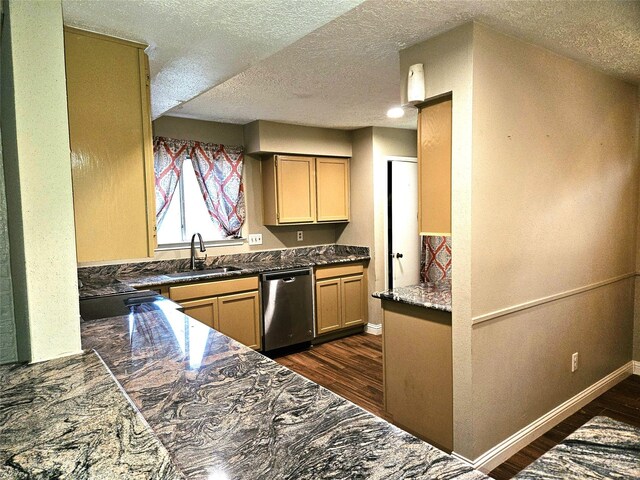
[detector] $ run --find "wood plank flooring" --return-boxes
[273,333,389,420]
[274,334,640,480]
[489,373,640,479]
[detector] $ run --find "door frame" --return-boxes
[385,156,418,290]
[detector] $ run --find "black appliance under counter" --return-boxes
[79,290,183,321]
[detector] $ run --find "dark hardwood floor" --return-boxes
[274,334,640,479]
[489,373,640,479]
[273,333,389,420]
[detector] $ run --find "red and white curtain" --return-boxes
[153,137,188,226]
[153,136,246,237]
[190,141,245,238]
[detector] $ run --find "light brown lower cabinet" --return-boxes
[169,277,261,350]
[217,291,261,350]
[180,297,216,328]
[382,300,453,451]
[315,263,367,336]
[316,277,342,334]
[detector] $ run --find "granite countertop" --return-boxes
[0,350,183,479]
[78,245,370,299]
[514,416,640,479]
[373,281,452,311]
[81,307,485,480]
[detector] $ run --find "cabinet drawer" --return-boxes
[315,263,363,280]
[169,276,259,302]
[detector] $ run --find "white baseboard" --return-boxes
[365,323,382,335]
[634,360,640,375]
[453,361,634,473]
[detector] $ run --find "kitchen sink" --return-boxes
[165,266,242,278]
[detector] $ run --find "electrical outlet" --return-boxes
[248,233,262,245]
[297,231,304,242]
[571,352,579,372]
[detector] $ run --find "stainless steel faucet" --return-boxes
[190,233,207,270]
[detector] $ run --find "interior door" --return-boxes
[388,159,420,288]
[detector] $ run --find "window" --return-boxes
[157,158,242,246]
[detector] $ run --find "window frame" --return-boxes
[155,155,247,250]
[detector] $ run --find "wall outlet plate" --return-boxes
[297,231,303,242]
[248,233,263,245]
[571,352,579,372]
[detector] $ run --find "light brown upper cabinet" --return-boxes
[262,155,350,225]
[418,95,452,236]
[316,157,350,222]
[64,27,156,263]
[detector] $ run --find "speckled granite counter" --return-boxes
[0,351,183,479]
[81,307,485,480]
[79,244,369,299]
[514,416,640,479]
[373,281,451,312]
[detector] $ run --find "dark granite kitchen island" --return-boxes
[81,306,485,479]
[0,351,183,479]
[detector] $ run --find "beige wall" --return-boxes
[636,100,640,362]
[336,127,417,327]
[400,23,476,456]
[338,128,376,322]
[469,23,637,460]
[1,0,81,362]
[635,277,640,362]
[244,120,352,157]
[398,21,638,463]
[150,116,337,262]
[371,127,417,324]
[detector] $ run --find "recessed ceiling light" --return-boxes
[386,107,404,118]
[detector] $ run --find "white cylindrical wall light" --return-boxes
[407,63,425,104]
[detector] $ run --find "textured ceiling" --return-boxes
[62,0,365,118]
[63,0,640,130]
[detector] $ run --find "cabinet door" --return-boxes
[180,297,217,329]
[418,96,452,236]
[276,156,316,223]
[316,157,350,222]
[216,291,261,350]
[65,28,156,262]
[315,278,342,334]
[383,302,453,451]
[341,274,365,327]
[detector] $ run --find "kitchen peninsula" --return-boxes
[374,280,454,452]
[80,303,483,479]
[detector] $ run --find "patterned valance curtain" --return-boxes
[190,141,246,238]
[153,137,189,226]
[153,136,246,237]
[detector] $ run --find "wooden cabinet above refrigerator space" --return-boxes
[65,27,156,263]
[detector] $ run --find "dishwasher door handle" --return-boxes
[282,277,295,283]
[262,269,311,282]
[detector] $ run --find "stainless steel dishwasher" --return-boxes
[261,268,314,351]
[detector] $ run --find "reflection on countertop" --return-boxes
[373,281,452,311]
[0,350,183,479]
[78,244,370,299]
[81,306,485,479]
